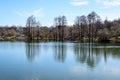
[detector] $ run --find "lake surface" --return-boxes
[0,42,120,80]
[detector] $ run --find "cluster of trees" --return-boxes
[0,11,120,42]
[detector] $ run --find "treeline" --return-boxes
[0,11,120,42]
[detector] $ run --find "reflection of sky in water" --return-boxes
[0,42,120,80]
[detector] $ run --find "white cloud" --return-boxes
[70,0,88,6]
[103,67,120,75]
[103,0,120,8]
[16,8,43,18]
[70,66,86,74]
[95,0,120,8]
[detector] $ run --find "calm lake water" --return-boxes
[0,42,120,80]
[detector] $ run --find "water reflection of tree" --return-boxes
[95,43,120,61]
[111,48,120,58]
[74,43,120,68]
[53,42,67,62]
[26,42,40,61]
[74,43,101,68]
[102,45,120,59]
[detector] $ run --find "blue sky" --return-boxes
[0,0,120,26]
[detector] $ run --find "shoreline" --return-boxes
[0,37,120,43]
